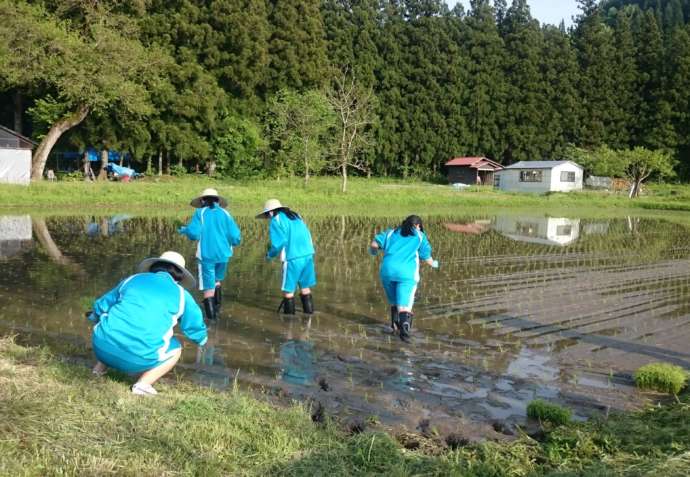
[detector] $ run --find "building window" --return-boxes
[560,171,576,182]
[519,170,543,182]
[556,225,572,236]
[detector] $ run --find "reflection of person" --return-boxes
[256,199,316,315]
[369,215,438,341]
[179,188,241,322]
[88,251,207,396]
[280,317,315,386]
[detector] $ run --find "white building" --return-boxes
[493,215,581,246]
[495,161,583,193]
[0,125,35,185]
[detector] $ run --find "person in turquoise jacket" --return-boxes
[179,188,241,322]
[257,199,316,315]
[88,251,207,396]
[369,215,439,341]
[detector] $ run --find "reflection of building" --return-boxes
[0,215,32,259]
[493,216,581,246]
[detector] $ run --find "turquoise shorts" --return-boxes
[381,279,418,309]
[93,337,181,374]
[281,256,316,293]
[198,260,228,291]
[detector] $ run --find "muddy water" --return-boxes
[1,214,689,436]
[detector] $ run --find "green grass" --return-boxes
[635,363,689,395]
[1,176,690,217]
[527,400,573,426]
[2,336,690,476]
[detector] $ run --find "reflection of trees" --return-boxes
[32,218,79,267]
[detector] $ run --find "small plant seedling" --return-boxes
[527,399,572,426]
[634,362,688,395]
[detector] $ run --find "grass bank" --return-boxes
[1,176,690,217]
[2,337,689,476]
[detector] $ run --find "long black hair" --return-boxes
[399,215,424,237]
[276,207,301,220]
[150,261,185,282]
[201,196,219,209]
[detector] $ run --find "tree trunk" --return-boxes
[13,91,23,134]
[341,162,348,193]
[158,150,163,176]
[31,105,89,180]
[207,159,216,177]
[82,153,94,182]
[303,138,310,185]
[164,151,170,175]
[97,148,109,181]
[146,155,152,175]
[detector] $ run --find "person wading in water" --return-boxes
[257,199,316,315]
[369,215,439,341]
[179,188,241,322]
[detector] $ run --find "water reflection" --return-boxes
[493,216,581,246]
[0,215,32,259]
[1,213,689,430]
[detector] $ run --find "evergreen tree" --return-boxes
[612,8,639,148]
[573,0,624,147]
[268,0,328,92]
[541,26,581,157]
[462,0,507,161]
[666,25,690,176]
[501,0,547,162]
[635,9,677,150]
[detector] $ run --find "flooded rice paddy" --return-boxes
[1,213,689,437]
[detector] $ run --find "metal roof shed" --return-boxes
[0,125,36,185]
[496,161,583,193]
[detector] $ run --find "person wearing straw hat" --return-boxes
[369,215,439,342]
[87,251,207,396]
[257,199,316,314]
[179,188,241,322]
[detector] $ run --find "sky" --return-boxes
[453,1,581,27]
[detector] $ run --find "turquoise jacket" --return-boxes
[90,272,207,363]
[266,211,315,261]
[374,228,432,282]
[179,206,241,262]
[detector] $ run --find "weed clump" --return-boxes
[634,363,688,395]
[527,400,572,426]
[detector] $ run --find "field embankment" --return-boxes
[1,177,690,217]
[1,337,689,476]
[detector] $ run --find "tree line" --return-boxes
[1,0,690,185]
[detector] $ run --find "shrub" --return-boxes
[634,363,688,395]
[527,400,572,426]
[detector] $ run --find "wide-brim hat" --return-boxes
[190,188,228,208]
[137,251,196,289]
[256,198,285,219]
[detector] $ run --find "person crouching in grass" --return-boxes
[369,215,439,342]
[88,251,207,396]
[178,188,242,322]
[257,199,316,315]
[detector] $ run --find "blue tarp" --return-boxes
[106,163,138,177]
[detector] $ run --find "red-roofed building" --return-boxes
[445,157,503,186]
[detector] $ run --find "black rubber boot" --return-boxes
[203,297,217,322]
[214,286,222,314]
[398,312,413,342]
[278,297,296,315]
[390,306,399,331]
[300,293,314,314]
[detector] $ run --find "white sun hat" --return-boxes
[256,198,285,218]
[137,251,196,289]
[190,188,228,208]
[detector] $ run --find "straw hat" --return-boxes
[137,251,196,289]
[256,198,285,218]
[190,188,228,208]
